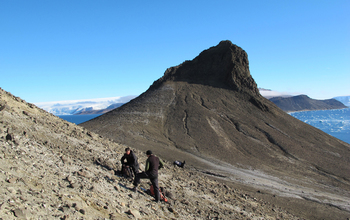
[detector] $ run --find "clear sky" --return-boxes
[1,0,349,103]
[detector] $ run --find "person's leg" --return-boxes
[121,164,127,177]
[133,172,148,190]
[134,165,139,176]
[150,177,160,202]
[131,166,137,178]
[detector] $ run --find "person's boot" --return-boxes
[132,187,137,192]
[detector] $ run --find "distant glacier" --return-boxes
[35,95,137,115]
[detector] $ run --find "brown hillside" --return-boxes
[1,87,311,219]
[81,41,350,215]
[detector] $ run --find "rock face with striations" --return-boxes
[81,40,276,167]
[81,41,350,213]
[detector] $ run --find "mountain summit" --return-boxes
[82,40,276,164]
[150,40,259,97]
[81,41,350,212]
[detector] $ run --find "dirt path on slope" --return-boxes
[167,149,350,219]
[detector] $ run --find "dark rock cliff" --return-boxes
[150,40,259,96]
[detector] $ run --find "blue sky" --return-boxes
[1,0,349,103]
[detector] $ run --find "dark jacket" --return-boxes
[121,151,139,170]
[145,154,164,178]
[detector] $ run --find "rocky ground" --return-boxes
[0,88,302,219]
[0,143,298,220]
[1,86,350,220]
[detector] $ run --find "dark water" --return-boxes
[58,114,102,125]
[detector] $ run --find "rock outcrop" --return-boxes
[269,94,347,112]
[81,41,350,216]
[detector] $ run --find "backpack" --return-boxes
[121,164,133,178]
[174,160,185,168]
[150,185,168,202]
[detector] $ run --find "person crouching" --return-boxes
[120,148,139,179]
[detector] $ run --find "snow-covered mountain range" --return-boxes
[35,95,137,115]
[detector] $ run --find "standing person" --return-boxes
[132,150,164,202]
[120,148,139,179]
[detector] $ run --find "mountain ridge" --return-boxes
[269,94,347,112]
[81,41,350,215]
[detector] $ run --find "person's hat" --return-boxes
[146,150,152,155]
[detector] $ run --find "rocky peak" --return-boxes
[81,41,350,219]
[150,40,260,97]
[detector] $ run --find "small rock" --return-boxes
[6,133,13,141]
[66,175,74,182]
[7,187,17,194]
[13,208,26,219]
[110,213,119,220]
[69,183,79,188]
[127,209,141,219]
[168,207,175,212]
[7,177,17,183]
[165,191,175,199]
[77,170,86,177]
[58,205,70,212]
[77,169,93,178]
[61,155,71,164]
[181,200,189,205]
